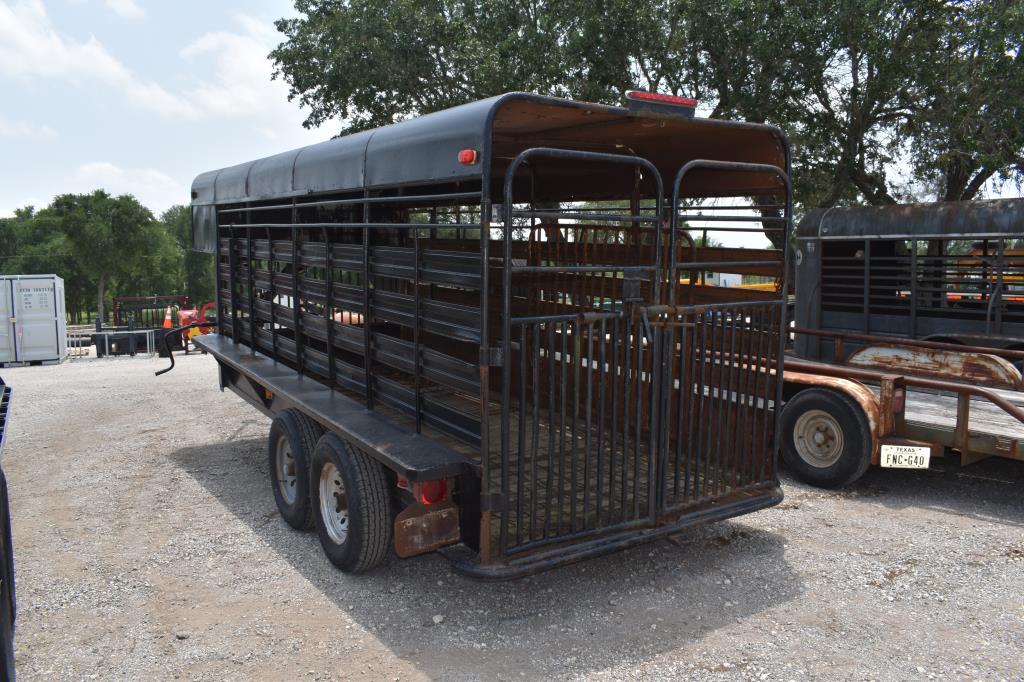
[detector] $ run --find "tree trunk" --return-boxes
[96,273,106,330]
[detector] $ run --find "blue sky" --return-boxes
[0,0,328,218]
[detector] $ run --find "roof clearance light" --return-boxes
[458,148,478,165]
[625,90,699,108]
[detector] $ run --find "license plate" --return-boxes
[880,444,931,469]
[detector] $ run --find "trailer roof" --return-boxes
[191,92,789,205]
[798,198,1024,240]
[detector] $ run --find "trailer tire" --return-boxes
[268,410,322,530]
[310,433,392,573]
[780,388,871,488]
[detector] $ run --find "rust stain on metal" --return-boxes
[393,501,461,558]
[782,368,885,461]
[847,344,1023,390]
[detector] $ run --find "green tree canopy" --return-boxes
[271,0,1024,210]
[1,195,213,325]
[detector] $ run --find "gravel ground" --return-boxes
[1,353,1022,681]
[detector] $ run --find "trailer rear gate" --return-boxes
[190,93,791,577]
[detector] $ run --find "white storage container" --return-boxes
[0,275,67,365]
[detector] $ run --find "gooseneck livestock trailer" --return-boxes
[185,92,791,578]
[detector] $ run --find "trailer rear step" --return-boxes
[195,333,475,482]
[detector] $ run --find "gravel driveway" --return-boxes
[1,354,1022,680]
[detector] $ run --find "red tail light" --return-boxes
[416,479,448,505]
[625,90,698,108]
[891,388,906,414]
[458,149,478,165]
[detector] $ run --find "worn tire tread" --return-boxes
[312,433,392,573]
[780,388,872,488]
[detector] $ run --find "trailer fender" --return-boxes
[783,370,884,463]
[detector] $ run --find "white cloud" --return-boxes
[104,0,143,19]
[0,0,196,118]
[179,13,300,119]
[0,114,56,140]
[74,161,188,213]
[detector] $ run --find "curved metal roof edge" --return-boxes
[192,91,790,206]
[798,198,1024,238]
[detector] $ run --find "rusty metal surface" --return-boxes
[785,357,1024,463]
[782,368,884,461]
[846,344,1023,390]
[393,501,461,558]
[792,327,1024,363]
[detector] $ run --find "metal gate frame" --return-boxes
[488,150,791,562]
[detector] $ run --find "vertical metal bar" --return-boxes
[632,316,642,520]
[246,218,256,353]
[683,312,697,502]
[621,314,632,517]
[862,239,871,334]
[361,192,373,408]
[557,322,568,532]
[291,201,303,376]
[516,323,527,547]
[570,321,580,532]
[500,193,515,554]
[994,239,1005,334]
[583,319,594,529]
[772,166,794,483]
[719,307,736,493]
[228,226,239,344]
[712,309,730,496]
[413,224,422,433]
[608,318,620,524]
[909,240,918,338]
[268,227,278,360]
[748,305,766,483]
[596,317,607,525]
[545,322,556,538]
[759,305,776,482]
[735,305,755,487]
[695,310,709,500]
[530,323,541,542]
[478,187,492,561]
[323,227,336,388]
[673,310,688,499]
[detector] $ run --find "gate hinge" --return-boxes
[480,347,503,367]
[479,492,505,512]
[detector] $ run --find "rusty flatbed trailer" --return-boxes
[180,91,793,578]
[779,329,1024,487]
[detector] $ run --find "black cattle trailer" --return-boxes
[794,199,1024,361]
[184,91,792,578]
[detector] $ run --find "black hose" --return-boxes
[154,322,216,376]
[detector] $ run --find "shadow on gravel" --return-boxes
[782,456,1024,527]
[171,437,802,680]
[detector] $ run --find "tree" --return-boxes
[39,191,160,325]
[271,0,1023,212]
[904,0,1024,200]
[161,205,215,305]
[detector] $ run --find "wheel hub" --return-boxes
[319,462,349,545]
[793,409,844,468]
[275,436,298,504]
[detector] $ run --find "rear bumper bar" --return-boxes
[442,485,783,580]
